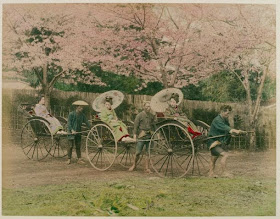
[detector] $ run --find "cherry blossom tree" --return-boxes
[78,4,226,89]
[79,3,275,149]
[3,3,275,149]
[203,4,276,149]
[3,4,103,107]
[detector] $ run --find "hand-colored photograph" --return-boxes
[1,1,276,217]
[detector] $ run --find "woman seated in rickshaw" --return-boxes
[100,96,135,142]
[34,95,66,135]
[165,93,201,139]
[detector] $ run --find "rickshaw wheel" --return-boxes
[44,116,68,158]
[186,120,211,176]
[149,122,195,178]
[117,142,143,168]
[21,119,53,161]
[49,135,68,158]
[86,123,117,171]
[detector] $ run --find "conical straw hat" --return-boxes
[72,100,89,106]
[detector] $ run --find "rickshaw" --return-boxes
[86,90,140,170]
[19,89,211,178]
[85,89,211,178]
[19,103,69,161]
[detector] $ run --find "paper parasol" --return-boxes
[150,88,183,113]
[72,100,89,106]
[92,90,124,112]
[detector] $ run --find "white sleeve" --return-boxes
[34,104,49,117]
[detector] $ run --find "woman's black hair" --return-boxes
[170,93,179,103]
[105,96,113,105]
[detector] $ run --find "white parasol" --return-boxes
[150,88,183,113]
[92,90,124,112]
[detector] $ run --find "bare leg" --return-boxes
[220,152,232,177]
[209,156,218,177]
[144,153,152,173]
[129,154,140,171]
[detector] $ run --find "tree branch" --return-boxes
[170,39,186,86]
[48,71,64,90]
[252,66,268,121]
[106,7,139,26]
[34,68,43,85]
[131,66,160,81]
[167,8,179,30]
[154,6,164,29]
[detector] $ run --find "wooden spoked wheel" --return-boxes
[117,142,144,168]
[86,123,117,171]
[186,120,211,176]
[49,135,69,158]
[117,143,135,168]
[149,122,194,178]
[46,116,68,158]
[21,119,53,161]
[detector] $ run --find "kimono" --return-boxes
[165,106,200,138]
[34,104,63,135]
[207,114,232,148]
[67,110,91,140]
[100,108,129,141]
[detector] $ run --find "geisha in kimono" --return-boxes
[34,95,65,135]
[165,93,201,139]
[100,96,135,142]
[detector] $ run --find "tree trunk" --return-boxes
[248,67,268,151]
[42,64,51,109]
[243,75,256,150]
[248,117,257,151]
[35,63,63,109]
[159,63,168,88]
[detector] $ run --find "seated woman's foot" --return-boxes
[128,165,136,171]
[66,159,71,165]
[122,137,136,142]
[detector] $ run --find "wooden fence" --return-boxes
[2,89,276,149]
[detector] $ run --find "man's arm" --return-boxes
[213,117,241,134]
[212,117,231,133]
[67,112,74,133]
[133,113,140,139]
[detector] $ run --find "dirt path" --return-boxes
[2,142,276,189]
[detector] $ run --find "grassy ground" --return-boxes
[2,176,275,216]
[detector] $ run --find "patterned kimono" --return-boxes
[34,104,63,135]
[165,106,200,138]
[100,108,129,141]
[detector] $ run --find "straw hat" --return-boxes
[92,90,124,112]
[72,100,89,106]
[150,88,183,113]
